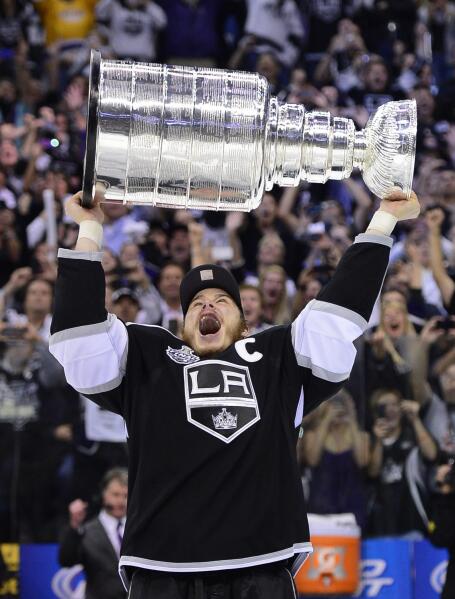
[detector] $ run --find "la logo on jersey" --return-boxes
[183,360,260,443]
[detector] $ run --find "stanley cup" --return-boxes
[82,50,417,211]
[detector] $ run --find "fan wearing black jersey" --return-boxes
[50,189,420,599]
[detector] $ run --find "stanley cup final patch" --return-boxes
[166,345,200,365]
[183,360,260,443]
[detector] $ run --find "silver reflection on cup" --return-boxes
[82,50,417,211]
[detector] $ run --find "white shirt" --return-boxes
[84,397,127,442]
[96,0,167,61]
[98,510,126,557]
[244,0,304,67]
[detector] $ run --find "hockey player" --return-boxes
[49,189,420,598]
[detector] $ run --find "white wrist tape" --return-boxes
[78,220,103,249]
[367,210,398,236]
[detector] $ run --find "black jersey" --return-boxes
[49,233,392,589]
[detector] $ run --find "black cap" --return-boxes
[111,287,140,305]
[180,264,243,317]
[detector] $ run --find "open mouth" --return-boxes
[388,323,401,333]
[199,314,221,336]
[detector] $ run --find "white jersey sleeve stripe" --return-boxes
[49,314,128,395]
[309,299,367,334]
[293,354,352,383]
[291,300,362,383]
[354,232,393,248]
[77,371,126,395]
[57,248,103,261]
[49,319,113,344]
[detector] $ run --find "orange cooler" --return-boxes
[296,513,360,595]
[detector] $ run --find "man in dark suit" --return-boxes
[59,468,128,599]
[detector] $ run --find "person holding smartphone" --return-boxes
[0,320,78,541]
[300,389,370,529]
[367,388,437,535]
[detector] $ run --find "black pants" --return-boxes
[128,565,297,599]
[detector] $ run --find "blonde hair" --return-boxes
[257,232,285,265]
[259,264,291,325]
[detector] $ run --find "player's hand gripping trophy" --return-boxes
[67,50,419,233]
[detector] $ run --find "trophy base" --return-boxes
[82,50,101,208]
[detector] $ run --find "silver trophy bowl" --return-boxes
[82,50,416,211]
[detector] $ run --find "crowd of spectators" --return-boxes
[0,0,455,550]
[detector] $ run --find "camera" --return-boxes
[437,455,455,489]
[168,319,180,336]
[2,327,27,340]
[435,318,455,331]
[375,404,387,419]
[308,222,326,241]
[114,266,137,277]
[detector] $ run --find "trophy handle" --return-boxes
[82,50,101,208]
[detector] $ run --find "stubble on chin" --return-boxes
[181,330,224,358]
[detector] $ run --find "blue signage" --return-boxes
[413,540,448,599]
[15,539,451,599]
[355,539,413,599]
[20,545,85,599]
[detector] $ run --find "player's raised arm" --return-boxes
[49,192,128,415]
[292,189,421,412]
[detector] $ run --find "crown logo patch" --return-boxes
[166,345,200,365]
[212,408,238,430]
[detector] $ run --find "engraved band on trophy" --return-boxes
[82,50,417,211]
